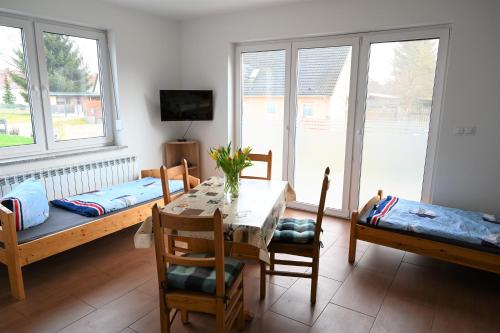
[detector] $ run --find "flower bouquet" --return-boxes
[209,143,252,201]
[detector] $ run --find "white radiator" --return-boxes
[0,156,138,201]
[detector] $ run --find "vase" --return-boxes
[224,173,240,202]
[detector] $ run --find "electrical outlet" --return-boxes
[463,126,476,135]
[454,127,465,135]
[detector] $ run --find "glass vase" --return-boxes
[224,173,240,203]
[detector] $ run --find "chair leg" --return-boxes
[216,299,226,333]
[260,261,266,300]
[159,306,170,333]
[310,256,319,304]
[270,252,275,271]
[181,310,189,324]
[348,213,358,264]
[237,279,245,331]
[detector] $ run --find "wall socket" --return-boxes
[454,126,476,136]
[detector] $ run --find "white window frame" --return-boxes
[0,13,115,159]
[0,15,45,156]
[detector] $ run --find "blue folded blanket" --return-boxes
[52,177,184,217]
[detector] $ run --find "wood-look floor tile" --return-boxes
[370,293,435,333]
[356,244,403,276]
[120,328,138,333]
[331,267,393,317]
[431,278,478,333]
[11,295,95,333]
[130,307,161,333]
[388,262,440,307]
[246,311,309,333]
[309,304,374,333]
[59,290,156,333]
[75,259,156,308]
[0,306,26,332]
[333,232,370,252]
[312,245,367,282]
[244,272,287,316]
[402,252,442,268]
[270,276,341,326]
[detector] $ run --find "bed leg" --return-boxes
[7,259,25,300]
[1,209,25,300]
[348,212,358,264]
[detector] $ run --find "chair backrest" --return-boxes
[152,205,226,298]
[160,159,190,205]
[314,167,331,247]
[240,150,272,180]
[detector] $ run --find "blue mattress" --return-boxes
[359,197,500,254]
[14,179,184,244]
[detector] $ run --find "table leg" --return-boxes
[260,261,266,300]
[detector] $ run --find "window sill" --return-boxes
[0,145,128,167]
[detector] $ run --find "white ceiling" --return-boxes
[100,0,315,20]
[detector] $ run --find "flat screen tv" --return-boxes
[160,90,213,121]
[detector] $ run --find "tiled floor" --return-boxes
[0,209,499,333]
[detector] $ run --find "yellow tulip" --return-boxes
[242,147,251,155]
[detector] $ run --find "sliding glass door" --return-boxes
[236,27,449,217]
[351,29,449,209]
[287,38,359,216]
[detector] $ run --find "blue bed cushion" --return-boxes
[1,179,49,231]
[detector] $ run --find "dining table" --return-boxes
[159,176,295,263]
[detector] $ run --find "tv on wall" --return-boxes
[160,90,213,121]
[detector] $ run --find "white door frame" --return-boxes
[349,27,450,212]
[234,42,292,179]
[234,25,450,218]
[285,36,361,218]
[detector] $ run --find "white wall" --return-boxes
[0,0,181,175]
[179,0,500,215]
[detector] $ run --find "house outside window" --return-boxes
[302,103,314,117]
[266,101,277,114]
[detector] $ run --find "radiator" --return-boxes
[0,156,138,201]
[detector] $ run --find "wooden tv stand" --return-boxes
[164,140,200,179]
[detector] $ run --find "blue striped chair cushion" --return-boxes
[167,253,244,294]
[271,218,317,244]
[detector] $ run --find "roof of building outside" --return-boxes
[242,46,350,96]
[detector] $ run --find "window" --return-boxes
[266,101,278,114]
[302,103,314,117]
[0,14,114,158]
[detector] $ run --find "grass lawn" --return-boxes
[0,133,34,147]
[0,109,32,124]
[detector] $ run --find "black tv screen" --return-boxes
[160,90,213,121]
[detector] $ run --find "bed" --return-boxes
[348,190,500,274]
[0,157,200,300]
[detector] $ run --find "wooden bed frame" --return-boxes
[348,190,500,274]
[0,169,200,300]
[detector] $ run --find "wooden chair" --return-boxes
[240,150,272,180]
[260,167,330,303]
[152,205,246,333]
[160,159,190,205]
